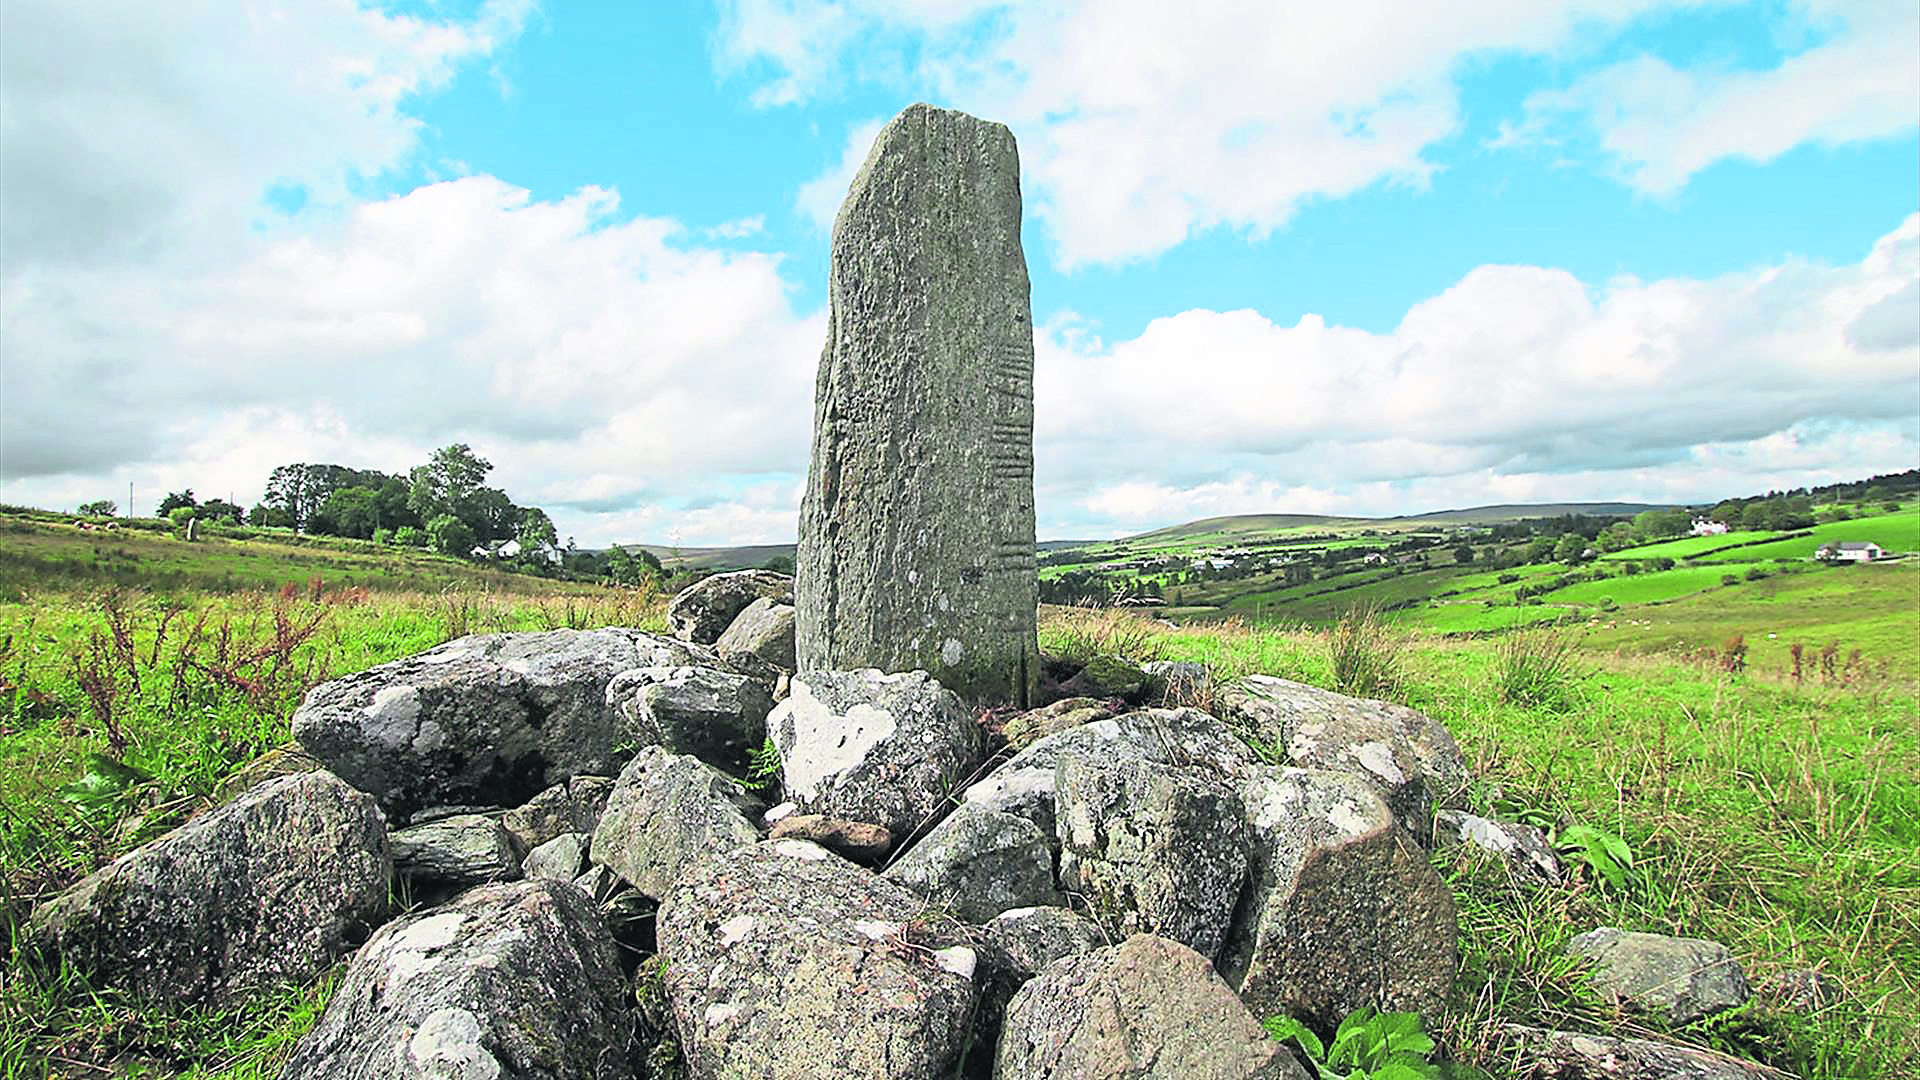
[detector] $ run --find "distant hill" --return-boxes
[631,543,793,571]
[1117,502,1674,543]
[1384,502,1676,525]
[1123,513,1364,542]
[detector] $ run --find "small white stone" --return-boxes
[718,915,757,946]
[940,637,965,666]
[933,946,976,979]
[1352,740,1405,785]
[854,919,901,941]
[770,839,829,861]
[704,1003,742,1027]
[763,801,798,825]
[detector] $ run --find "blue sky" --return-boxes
[2,0,1915,545]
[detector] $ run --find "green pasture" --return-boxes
[1691,510,1919,563]
[0,515,600,599]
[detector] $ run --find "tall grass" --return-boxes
[1326,603,1404,698]
[1493,629,1583,708]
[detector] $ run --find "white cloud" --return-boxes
[0,175,824,545]
[0,0,533,275]
[727,1,1920,267]
[1519,0,1920,194]
[1033,214,1920,537]
[796,118,884,231]
[724,0,1707,266]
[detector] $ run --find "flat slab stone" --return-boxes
[795,102,1040,705]
[1571,927,1750,1025]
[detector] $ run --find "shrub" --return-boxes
[427,515,476,558]
[1720,573,1740,587]
[1327,604,1402,698]
[167,507,196,528]
[1744,565,1769,581]
[1495,629,1581,708]
[372,528,394,546]
[393,525,427,549]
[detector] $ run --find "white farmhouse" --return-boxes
[1690,517,1729,537]
[1816,541,1883,563]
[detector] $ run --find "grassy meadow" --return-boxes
[1,512,1914,1077]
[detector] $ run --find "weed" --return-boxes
[1493,630,1582,708]
[1721,634,1748,675]
[1037,604,1165,667]
[1265,1007,1477,1079]
[741,737,782,793]
[1553,823,1639,891]
[1327,604,1403,698]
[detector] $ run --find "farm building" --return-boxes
[1816,541,1883,563]
[1691,517,1729,536]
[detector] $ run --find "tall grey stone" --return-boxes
[796,102,1039,705]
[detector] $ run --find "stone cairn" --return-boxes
[16,104,1773,1080]
[796,102,1040,707]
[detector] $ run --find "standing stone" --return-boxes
[796,102,1039,706]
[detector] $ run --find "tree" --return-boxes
[198,498,244,525]
[1597,522,1643,553]
[515,507,559,561]
[77,500,116,517]
[426,514,477,557]
[460,486,519,546]
[1740,502,1773,530]
[1554,533,1586,563]
[157,489,197,516]
[1632,508,1689,540]
[1452,544,1476,564]
[409,444,493,524]
[317,486,382,539]
[248,502,293,528]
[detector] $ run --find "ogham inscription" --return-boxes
[795,103,1040,705]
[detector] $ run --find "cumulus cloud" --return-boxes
[724,1,1920,267]
[0,0,821,547]
[1032,215,1920,536]
[0,0,533,274]
[1517,0,1920,195]
[0,176,823,541]
[719,0,1712,266]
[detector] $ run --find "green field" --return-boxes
[5,500,1917,1077]
[0,513,609,598]
[1597,529,1778,561]
[1693,511,1920,563]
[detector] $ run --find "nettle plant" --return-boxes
[1264,1007,1474,1080]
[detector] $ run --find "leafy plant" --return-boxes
[1264,1007,1450,1079]
[1555,822,1639,890]
[741,736,782,792]
[57,752,153,823]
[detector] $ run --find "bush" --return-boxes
[372,528,394,546]
[1721,573,1740,587]
[1745,565,1769,581]
[1495,629,1581,708]
[1327,604,1402,698]
[167,507,196,528]
[426,514,476,558]
[393,526,427,549]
